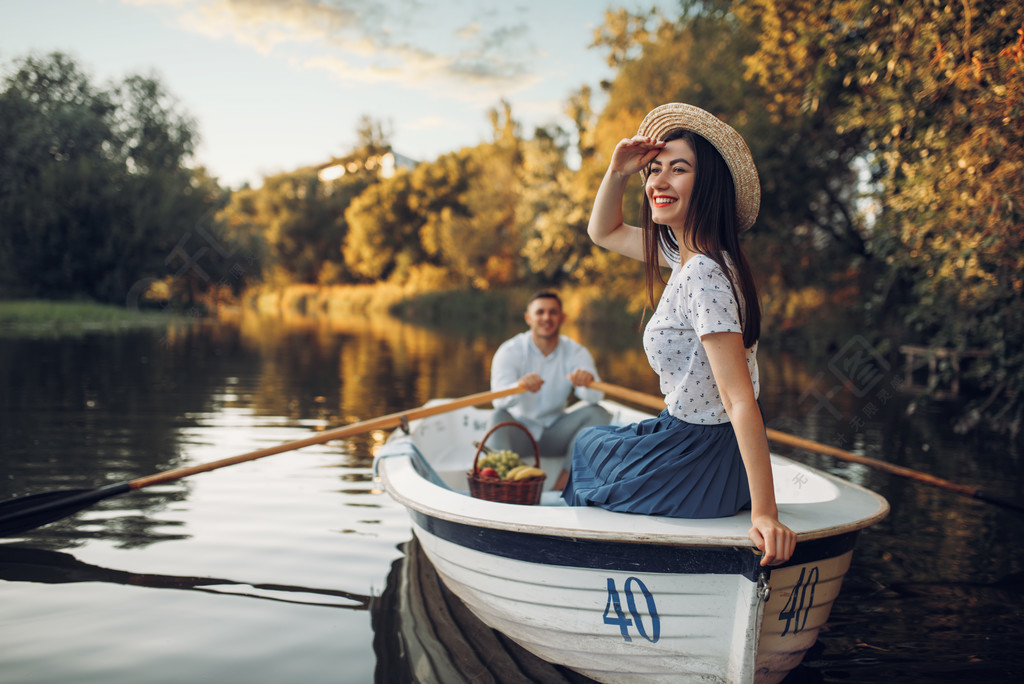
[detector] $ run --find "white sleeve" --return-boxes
[684,259,741,338]
[490,338,523,409]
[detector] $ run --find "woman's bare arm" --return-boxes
[702,331,797,566]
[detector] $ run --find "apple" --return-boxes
[479,467,499,479]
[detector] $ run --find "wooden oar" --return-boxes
[0,386,525,537]
[590,381,1023,513]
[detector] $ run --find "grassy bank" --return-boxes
[0,299,184,336]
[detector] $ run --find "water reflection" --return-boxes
[228,308,500,420]
[0,544,372,610]
[0,536,615,682]
[372,538,598,684]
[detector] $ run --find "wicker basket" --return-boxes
[467,421,546,505]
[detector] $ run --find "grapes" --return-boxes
[477,449,522,479]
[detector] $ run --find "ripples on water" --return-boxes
[0,316,1021,683]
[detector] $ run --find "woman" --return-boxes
[562,103,796,566]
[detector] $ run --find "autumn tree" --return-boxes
[221,116,390,286]
[517,125,592,282]
[345,102,525,289]
[240,170,340,285]
[432,102,522,288]
[737,0,1024,431]
[343,161,444,282]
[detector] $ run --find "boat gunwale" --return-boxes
[377,413,890,549]
[408,508,864,576]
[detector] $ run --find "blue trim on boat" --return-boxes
[410,510,859,581]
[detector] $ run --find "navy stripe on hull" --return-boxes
[410,511,859,582]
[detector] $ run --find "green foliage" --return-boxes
[422,102,522,288]
[0,52,229,306]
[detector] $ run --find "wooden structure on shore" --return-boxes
[899,345,990,398]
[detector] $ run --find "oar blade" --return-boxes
[974,489,1024,513]
[0,483,131,537]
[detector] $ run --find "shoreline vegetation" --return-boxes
[241,283,639,330]
[0,282,857,352]
[0,299,186,336]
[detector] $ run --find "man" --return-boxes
[488,291,611,489]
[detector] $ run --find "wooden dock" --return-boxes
[899,345,990,397]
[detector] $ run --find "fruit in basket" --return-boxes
[507,466,546,481]
[504,465,528,480]
[477,449,522,479]
[479,467,499,479]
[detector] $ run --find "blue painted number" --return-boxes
[602,578,632,641]
[603,577,660,643]
[778,565,819,636]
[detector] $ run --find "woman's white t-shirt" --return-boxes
[643,253,759,425]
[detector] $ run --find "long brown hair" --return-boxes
[641,129,761,348]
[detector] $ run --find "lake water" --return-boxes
[1,311,1022,683]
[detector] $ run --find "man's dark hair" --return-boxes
[527,291,562,308]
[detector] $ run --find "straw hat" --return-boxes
[637,103,760,232]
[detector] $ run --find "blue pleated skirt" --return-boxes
[561,410,751,519]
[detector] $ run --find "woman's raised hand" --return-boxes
[609,135,666,176]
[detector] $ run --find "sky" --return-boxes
[1,0,680,188]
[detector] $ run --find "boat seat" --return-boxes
[540,491,567,506]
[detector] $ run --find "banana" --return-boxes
[511,466,546,481]
[504,465,529,480]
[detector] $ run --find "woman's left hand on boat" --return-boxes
[748,515,797,566]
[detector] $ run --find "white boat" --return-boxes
[375,398,889,684]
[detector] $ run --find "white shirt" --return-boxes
[490,332,604,438]
[644,254,759,425]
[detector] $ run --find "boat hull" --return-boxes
[376,400,888,683]
[410,509,858,684]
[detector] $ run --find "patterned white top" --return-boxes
[643,253,759,424]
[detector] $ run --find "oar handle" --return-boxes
[129,386,526,490]
[762,428,975,495]
[590,381,665,412]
